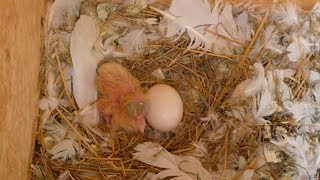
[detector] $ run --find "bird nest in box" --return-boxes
[32,0,320,179]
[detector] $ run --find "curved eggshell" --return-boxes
[146,84,183,132]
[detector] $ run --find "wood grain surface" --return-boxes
[0,0,316,179]
[0,0,43,179]
[226,0,317,10]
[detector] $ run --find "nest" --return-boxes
[32,0,320,179]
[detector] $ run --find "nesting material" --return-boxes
[33,0,320,179]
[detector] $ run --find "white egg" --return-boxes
[146,84,183,132]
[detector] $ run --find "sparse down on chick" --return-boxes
[96,62,148,133]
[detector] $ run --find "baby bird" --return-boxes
[96,62,148,133]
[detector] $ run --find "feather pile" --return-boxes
[151,0,252,52]
[272,136,320,179]
[34,0,320,179]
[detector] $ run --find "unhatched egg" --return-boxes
[146,84,183,132]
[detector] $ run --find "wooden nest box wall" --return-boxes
[0,0,44,179]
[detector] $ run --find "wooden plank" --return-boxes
[225,0,317,10]
[0,0,43,179]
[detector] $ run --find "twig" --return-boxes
[55,49,77,109]
[147,44,238,59]
[220,130,229,180]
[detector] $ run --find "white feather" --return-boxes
[204,1,220,51]
[278,80,293,102]
[264,25,284,54]
[244,63,266,95]
[217,4,252,46]
[275,69,294,101]
[287,36,311,62]
[236,11,251,42]
[239,169,254,180]
[70,15,102,126]
[39,69,69,124]
[48,0,84,30]
[151,68,166,80]
[71,15,99,108]
[118,29,148,56]
[143,172,158,180]
[39,97,59,111]
[205,3,235,54]
[218,4,238,41]
[230,63,266,101]
[43,121,68,141]
[311,2,320,16]
[205,2,253,54]
[191,142,209,158]
[133,142,212,180]
[284,101,320,133]
[238,156,247,169]
[266,71,276,95]
[298,75,320,133]
[48,138,84,161]
[272,136,320,180]
[308,70,320,84]
[251,87,278,124]
[150,0,214,49]
[287,40,302,62]
[272,3,299,28]
[275,69,295,80]
[250,70,280,124]
[94,34,128,58]
[281,3,299,27]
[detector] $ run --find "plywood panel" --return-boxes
[0,0,43,179]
